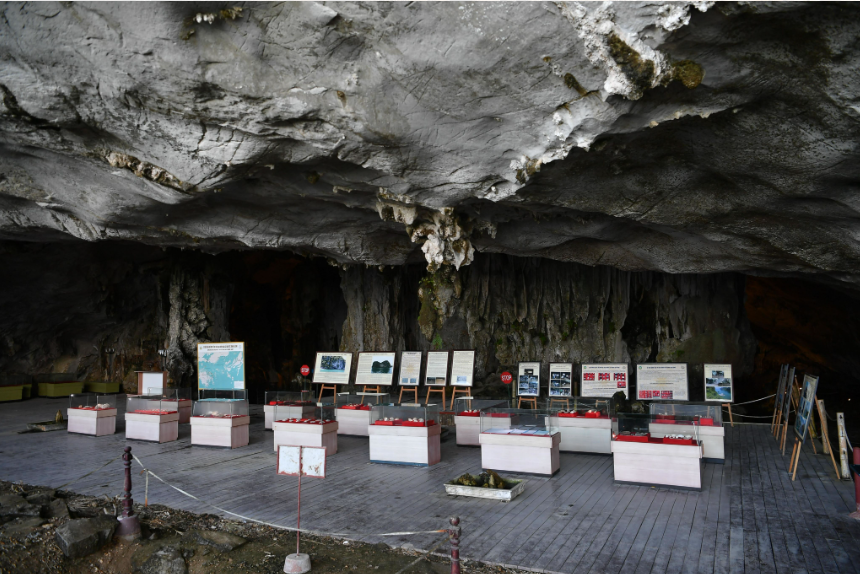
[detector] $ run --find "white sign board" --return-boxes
[398,351,422,386]
[312,352,353,385]
[277,445,327,478]
[704,363,733,403]
[581,363,629,398]
[450,350,476,387]
[355,352,396,386]
[637,363,688,401]
[425,351,449,386]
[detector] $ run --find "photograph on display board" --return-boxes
[781,366,795,425]
[312,352,353,385]
[355,352,396,386]
[793,374,819,442]
[548,363,573,396]
[425,351,449,386]
[636,363,688,400]
[398,351,422,386]
[518,362,541,397]
[581,363,628,398]
[197,342,245,390]
[450,350,476,387]
[704,364,733,402]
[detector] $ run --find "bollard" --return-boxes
[851,447,860,520]
[449,516,461,574]
[116,446,141,540]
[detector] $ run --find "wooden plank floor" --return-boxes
[1,397,859,574]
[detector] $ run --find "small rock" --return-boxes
[139,546,187,574]
[199,547,210,556]
[25,490,55,506]
[45,499,69,519]
[1,517,46,538]
[54,516,117,558]
[192,529,247,552]
[0,494,42,518]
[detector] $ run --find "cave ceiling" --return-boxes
[1,1,860,289]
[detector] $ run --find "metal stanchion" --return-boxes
[116,446,141,540]
[449,516,460,574]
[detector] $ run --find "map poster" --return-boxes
[425,351,449,386]
[704,364,733,403]
[398,351,422,386]
[581,363,629,398]
[312,352,353,385]
[637,363,688,401]
[197,342,245,390]
[794,374,819,443]
[355,352,396,386]
[549,363,573,397]
[518,362,541,397]
[450,350,476,387]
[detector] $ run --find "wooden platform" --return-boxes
[1,397,859,573]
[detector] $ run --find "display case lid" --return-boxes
[613,412,701,445]
[453,398,508,416]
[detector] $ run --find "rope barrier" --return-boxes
[393,534,453,574]
[731,394,775,406]
[722,411,774,418]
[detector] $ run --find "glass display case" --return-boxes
[370,404,439,427]
[613,413,700,445]
[198,389,247,401]
[453,398,508,416]
[192,399,249,419]
[274,403,337,424]
[150,387,192,401]
[648,401,722,426]
[335,392,391,411]
[480,408,557,436]
[266,390,312,406]
[549,397,611,419]
[70,393,116,411]
[127,395,175,415]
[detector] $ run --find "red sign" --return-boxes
[501,371,513,384]
[300,365,310,376]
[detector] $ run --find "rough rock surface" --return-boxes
[192,529,247,552]
[54,515,117,558]
[2,2,860,290]
[138,546,188,574]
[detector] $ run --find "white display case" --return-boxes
[190,398,250,448]
[368,404,441,466]
[150,387,193,424]
[479,408,560,476]
[67,393,117,436]
[264,390,314,429]
[453,398,508,446]
[333,392,391,436]
[548,397,612,454]
[611,413,703,489]
[273,404,338,455]
[648,401,725,462]
[126,395,179,443]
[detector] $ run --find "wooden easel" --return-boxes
[789,437,803,481]
[360,386,381,404]
[425,386,446,406]
[780,375,800,455]
[449,387,470,410]
[548,397,570,410]
[722,403,734,427]
[518,397,538,409]
[816,399,840,478]
[398,386,418,404]
[317,384,337,402]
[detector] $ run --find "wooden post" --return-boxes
[426,386,446,406]
[838,413,851,479]
[722,403,734,427]
[399,386,418,404]
[816,399,840,479]
[449,516,461,574]
[116,446,141,540]
[790,439,802,481]
[449,387,470,410]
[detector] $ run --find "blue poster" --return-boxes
[197,342,245,390]
[793,374,819,443]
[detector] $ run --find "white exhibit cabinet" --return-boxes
[611,439,704,489]
[479,408,560,475]
[67,407,117,436]
[273,421,339,454]
[368,404,441,466]
[264,391,314,429]
[126,412,179,443]
[190,399,250,448]
[264,404,316,429]
[648,402,725,462]
[336,408,372,436]
[551,416,612,454]
[453,398,509,446]
[649,422,724,461]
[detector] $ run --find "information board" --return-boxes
[277,445,327,478]
[636,363,688,400]
[398,351,422,386]
[548,363,573,397]
[312,352,353,385]
[581,363,629,398]
[354,352,396,386]
[704,364,733,403]
[425,351,449,386]
[450,350,476,387]
[794,374,819,443]
[197,342,245,390]
[517,362,541,397]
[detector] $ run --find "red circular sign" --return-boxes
[300,365,310,376]
[501,371,513,384]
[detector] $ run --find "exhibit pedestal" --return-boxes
[336,408,371,436]
[67,408,117,436]
[38,381,84,397]
[84,381,120,394]
[190,416,250,448]
[455,415,512,446]
[368,423,441,466]
[272,421,338,454]
[0,385,24,402]
[163,399,192,424]
[611,439,703,489]
[479,432,560,476]
[264,404,316,430]
[649,422,725,462]
[126,412,179,443]
[550,416,612,454]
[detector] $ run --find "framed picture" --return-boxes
[398,351,422,386]
[425,351,449,386]
[312,352,353,385]
[450,350,476,387]
[197,342,245,390]
[636,363,688,401]
[781,366,795,426]
[354,352,396,386]
[581,363,628,398]
[517,362,541,397]
[548,363,573,397]
[774,364,788,416]
[793,374,819,443]
[704,364,733,403]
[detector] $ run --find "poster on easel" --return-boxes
[517,362,541,397]
[581,363,628,398]
[549,363,573,397]
[450,350,476,387]
[354,352,396,386]
[781,366,795,425]
[398,351,422,386]
[312,352,353,385]
[704,364,733,403]
[793,374,819,443]
[424,351,449,386]
[197,342,245,390]
[636,363,688,400]
[774,364,788,416]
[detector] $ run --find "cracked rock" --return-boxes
[54,515,117,558]
[192,529,248,552]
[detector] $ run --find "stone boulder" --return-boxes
[54,515,117,558]
[192,529,247,552]
[138,546,188,574]
[0,494,42,519]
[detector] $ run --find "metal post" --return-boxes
[116,446,141,540]
[449,516,461,574]
[851,447,860,520]
[297,447,302,556]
